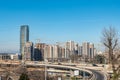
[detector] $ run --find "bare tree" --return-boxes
[102,27,120,80]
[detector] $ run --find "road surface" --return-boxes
[90,69,106,80]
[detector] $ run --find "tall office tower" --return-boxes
[20,25,29,60]
[24,42,33,61]
[89,43,94,59]
[82,42,90,57]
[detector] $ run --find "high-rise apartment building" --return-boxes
[53,45,59,60]
[89,43,94,59]
[44,45,66,62]
[82,42,90,57]
[78,46,82,55]
[82,42,95,60]
[44,45,50,61]
[74,43,78,54]
[34,43,45,61]
[48,45,54,62]
[61,48,65,58]
[24,42,33,61]
[20,25,29,60]
[66,41,75,55]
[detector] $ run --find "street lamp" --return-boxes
[45,61,47,80]
[44,58,48,80]
[83,55,86,80]
[44,45,48,80]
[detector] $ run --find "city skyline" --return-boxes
[0,0,120,52]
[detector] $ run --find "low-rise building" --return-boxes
[0,53,18,60]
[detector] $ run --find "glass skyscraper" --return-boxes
[20,25,29,60]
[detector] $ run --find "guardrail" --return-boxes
[84,69,96,80]
[89,72,96,80]
[102,71,109,80]
[75,66,96,80]
[27,63,95,80]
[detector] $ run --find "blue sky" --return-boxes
[0,0,120,52]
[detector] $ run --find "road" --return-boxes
[1,61,107,80]
[90,69,106,80]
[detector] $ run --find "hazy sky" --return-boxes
[0,0,120,52]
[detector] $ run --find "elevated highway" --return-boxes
[0,60,108,80]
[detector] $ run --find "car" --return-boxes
[58,63,62,65]
[102,65,104,67]
[92,64,98,66]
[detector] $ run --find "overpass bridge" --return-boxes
[0,60,107,80]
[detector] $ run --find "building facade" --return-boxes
[24,42,33,61]
[0,53,18,60]
[89,43,94,59]
[34,43,45,61]
[78,46,82,55]
[53,45,59,60]
[20,25,29,60]
[65,41,75,56]
[82,42,90,57]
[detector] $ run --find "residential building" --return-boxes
[53,45,59,60]
[34,43,45,61]
[82,42,90,57]
[89,43,94,59]
[24,42,33,61]
[78,46,82,55]
[44,45,50,61]
[65,41,75,57]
